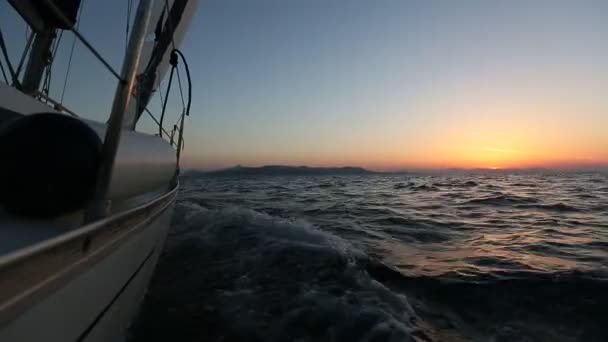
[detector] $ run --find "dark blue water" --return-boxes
[130,173,608,341]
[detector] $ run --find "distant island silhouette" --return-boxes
[183,165,378,177]
[181,165,606,177]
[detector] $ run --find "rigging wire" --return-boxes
[0,25,12,83]
[163,0,177,51]
[41,0,123,83]
[0,58,8,84]
[149,48,191,150]
[172,49,192,156]
[41,33,55,98]
[175,49,192,116]
[158,0,189,127]
[60,0,86,104]
[136,1,192,154]
[175,61,186,110]
[125,0,132,53]
[158,80,165,111]
[14,30,35,80]
[0,26,19,86]
[41,30,64,102]
[152,1,191,149]
[173,49,192,118]
[157,0,179,115]
[158,53,177,137]
[143,106,172,138]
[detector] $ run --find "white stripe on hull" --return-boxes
[0,204,174,342]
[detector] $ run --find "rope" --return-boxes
[173,49,192,117]
[172,49,192,159]
[164,50,191,148]
[60,0,86,104]
[143,0,192,155]
[145,48,191,151]
[162,0,188,119]
[159,54,177,137]
[152,1,187,141]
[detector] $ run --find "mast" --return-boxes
[20,27,55,93]
[86,0,156,221]
[8,0,82,93]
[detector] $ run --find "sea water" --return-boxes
[130,172,608,341]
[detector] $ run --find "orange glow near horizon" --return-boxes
[181,73,608,172]
[174,1,608,172]
[182,109,608,171]
[183,142,608,171]
[183,102,608,171]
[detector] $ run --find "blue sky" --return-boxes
[1,0,607,170]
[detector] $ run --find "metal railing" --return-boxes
[8,0,189,154]
[0,184,177,326]
[4,0,189,220]
[157,49,191,164]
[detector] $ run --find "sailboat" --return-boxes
[0,0,197,340]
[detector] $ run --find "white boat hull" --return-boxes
[0,189,176,342]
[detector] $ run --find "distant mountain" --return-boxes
[180,165,606,178]
[195,165,377,177]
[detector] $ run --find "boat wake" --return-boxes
[132,202,436,341]
[130,197,608,342]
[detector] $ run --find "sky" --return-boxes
[1,0,607,171]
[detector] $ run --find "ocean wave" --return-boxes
[132,174,608,342]
[511,182,538,187]
[394,182,438,191]
[382,226,451,243]
[464,256,535,270]
[359,260,608,341]
[457,180,478,187]
[514,202,582,212]
[575,193,599,199]
[132,204,433,342]
[465,192,538,205]
[481,183,502,190]
[432,180,477,188]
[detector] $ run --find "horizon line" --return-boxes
[184,163,608,173]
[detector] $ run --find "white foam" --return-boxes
[161,201,430,341]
